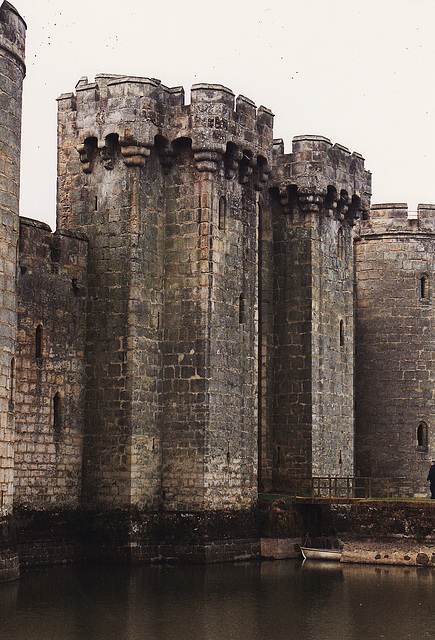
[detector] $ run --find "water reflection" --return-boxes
[0,561,433,640]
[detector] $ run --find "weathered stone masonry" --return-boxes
[355,204,435,493]
[0,1,25,581]
[15,218,87,509]
[1,1,435,578]
[56,77,273,515]
[268,136,371,489]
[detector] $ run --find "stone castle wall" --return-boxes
[2,1,435,574]
[15,218,87,508]
[355,204,435,495]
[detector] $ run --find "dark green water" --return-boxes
[0,560,433,640]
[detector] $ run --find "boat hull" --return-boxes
[301,547,342,561]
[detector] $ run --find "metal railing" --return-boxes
[285,476,410,500]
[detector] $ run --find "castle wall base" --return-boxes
[0,515,19,582]
[15,508,261,568]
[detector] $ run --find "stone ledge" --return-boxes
[341,540,435,566]
[0,553,19,582]
[261,537,302,559]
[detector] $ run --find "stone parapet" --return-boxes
[271,134,372,221]
[57,75,273,186]
[360,202,435,234]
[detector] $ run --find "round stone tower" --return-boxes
[355,203,435,497]
[0,1,26,581]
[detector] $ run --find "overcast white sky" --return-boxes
[14,0,435,228]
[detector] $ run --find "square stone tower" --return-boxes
[264,136,372,492]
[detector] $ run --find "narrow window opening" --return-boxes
[9,357,15,407]
[325,185,337,210]
[157,312,160,329]
[53,392,62,434]
[417,422,428,448]
[94,196,98,211]
[339,320,345,347]
[35,324,43,358]
[337,227,345,260]
[152,437,156,451]
[420,274,429,300]
[50,246,61,263]
[197,194,202,223]
[218,196,227,230]
[238,293,245,324]
[226,442,230,463]
[72,278,79,296]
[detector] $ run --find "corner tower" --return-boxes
[57,77,273,528]
[355,204,435,496]
[0,1,25,581]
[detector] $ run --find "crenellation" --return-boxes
[190,82,235,107]
[361,203,435,235]
[416,203,435,232]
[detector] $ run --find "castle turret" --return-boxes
[0,1,25,581]
[264,135,371,492]
[355,203,435,495]
[57,75,273,559]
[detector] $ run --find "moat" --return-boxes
[0,561,433,640]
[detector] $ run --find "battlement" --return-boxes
[271,135,372,219]
[272,134,369,190]
[0,1,26,71]
[19,216,88,277]
[361,203,435,234]
[57,75,274,175]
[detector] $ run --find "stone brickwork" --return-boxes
[0,1,25,517]
[15,218,87,508]
[355,204,435,495]
[56,76,272,513]
[267,136,371,489]
[4,1,435,573]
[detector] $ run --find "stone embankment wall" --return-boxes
[338,500,435,566]
[259,497,435,566]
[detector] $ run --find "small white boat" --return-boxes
[301,547,343,562]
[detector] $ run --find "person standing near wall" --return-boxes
[426,461,435,499]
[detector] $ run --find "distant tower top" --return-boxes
[0,1,26,72]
